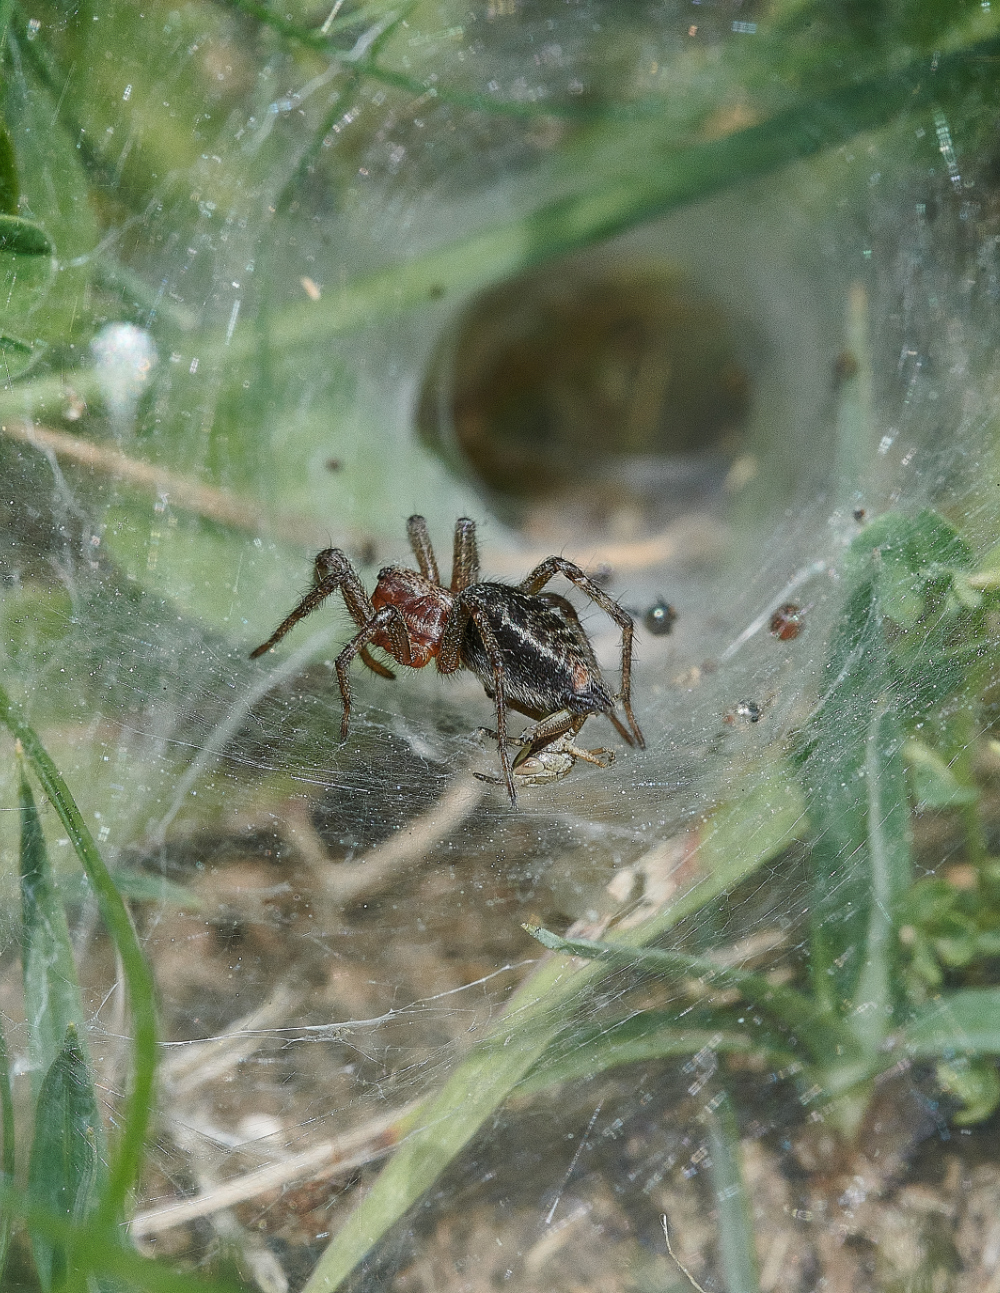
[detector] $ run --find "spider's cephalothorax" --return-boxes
[250,516,644,804]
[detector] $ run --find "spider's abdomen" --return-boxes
[372,566,453,668]
[460,584,614,719]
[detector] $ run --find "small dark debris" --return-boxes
[853,507,867,522]
[770,603,803,641]
[326,458,343,473]
[736,699,762,723]
[643,599,678,636]
[834,350,859,382]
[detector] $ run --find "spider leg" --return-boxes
[359,646,396,679]
[517,557,645,749]
[439,591,517,804]
[607,710,637,748]
[250,548,375,658]
[335,604,409,741]
[406,515,440,584]
[450,517,481,593]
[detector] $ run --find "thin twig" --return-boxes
[1,419,335,548]
[662,1215,712,1293]
[147,622,340,844]
[487,512,727,577]
[159,983,302,1093]
[316,773,485,907]
[130,1101,420,1237]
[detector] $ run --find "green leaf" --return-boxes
[936,1058,1000,1126]
[847,704,912,1053]
[0,123,18,215]
[877,547,925,628]
[0,331,32,354]
[0,331,42,382]
[267,35,1000,349]
[523,926,860,1072]
[0,214,53,255]
[704,1091,761,1293]
[0,1180,248,1293]
[698,759,809,879]
[797,576,889,1009]
[19,764,89,1099]
[56,868,202,911]
[843,510,973,587]
[902,988,1000,1056]
[522,1014,794,1094]
[903,740,979,809]
[0,688,159,1228]
[0,1020,14,1286]
[27,1026,106,1293]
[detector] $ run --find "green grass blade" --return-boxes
[266,35,1000,348]
[519,1014,796,1095]
[848,703,912,1053]
[901,988,1000,1056]
[0,686,158,1226]
[301,817,787,1293]
[27,1027,105,1292]
[705,1091,760,1293]
[798,510,968,1015]
[0,213,52,255]
[832,285,876,510]
[525,927,858,1069]
[0,1019,14,1285]
[797,574,887,1011]
[18,764,91,1100]
[1,1181,250,1293]
[0,121,18,215]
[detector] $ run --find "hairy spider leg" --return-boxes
[252,549,380,657]
[358,647,395,679]
[335,603,411,741]
[518,557,645,749]
[438,588,518,804]
[450,516,480,593]
[406,515,440,584]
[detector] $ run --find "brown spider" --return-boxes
[250,516,644,804]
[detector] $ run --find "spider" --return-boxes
[250,515,644,804]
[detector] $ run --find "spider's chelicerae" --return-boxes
[250,516,644,803]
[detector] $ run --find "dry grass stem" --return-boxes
[2,419,336,548]
[315,774,487,907]
[131,1100,420,1237]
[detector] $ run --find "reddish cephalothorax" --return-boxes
[250,515,644,804]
